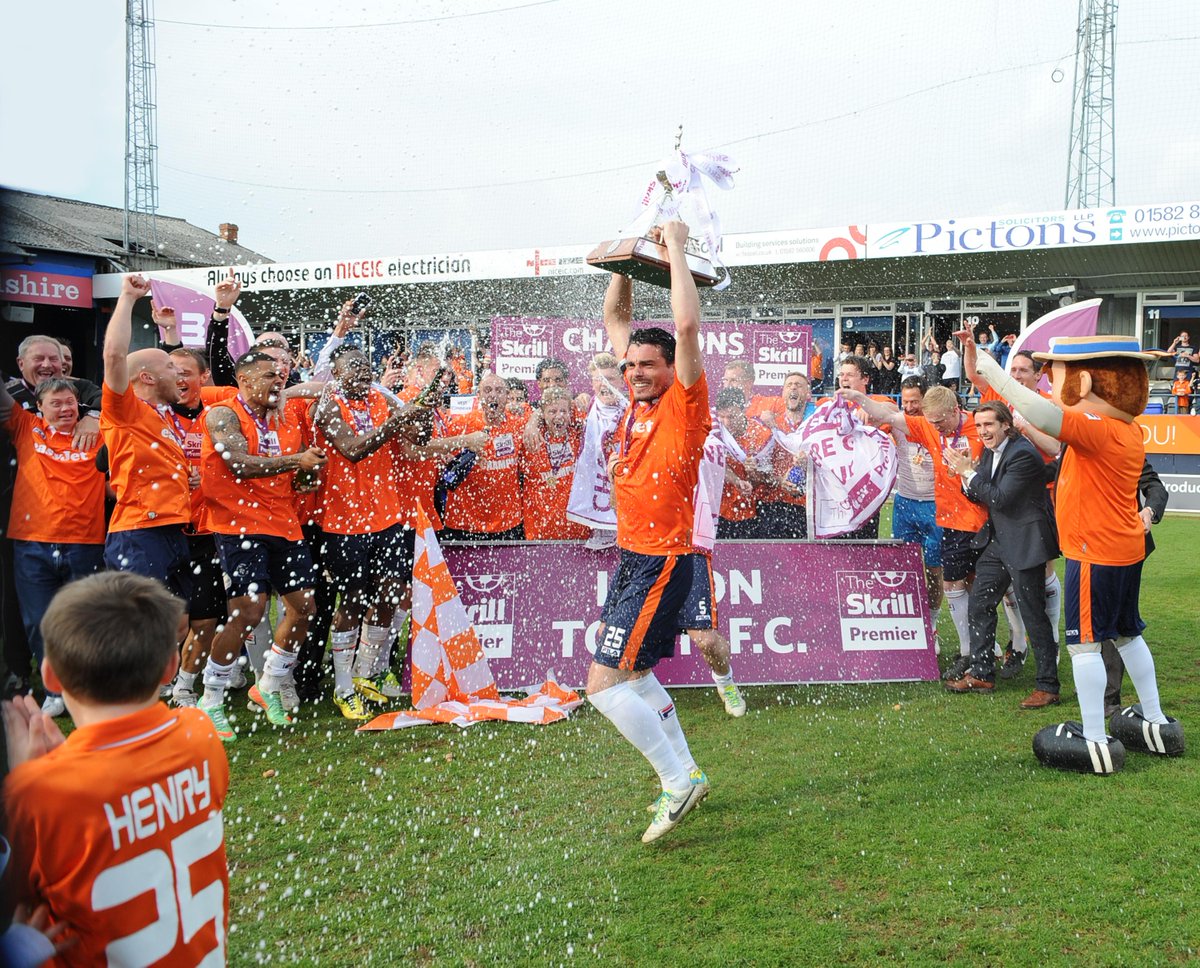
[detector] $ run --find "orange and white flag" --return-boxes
[358,507,582,731]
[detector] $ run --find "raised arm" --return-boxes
[602,274,633,359]
[973,353,1063,438]
[662,220,702,388]
[205,405,326,480]
[206,270,243,387]
[837,387,910,435]
[103,274,152,393]
[954,328,988,395]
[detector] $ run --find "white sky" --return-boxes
[3,0,1199,262]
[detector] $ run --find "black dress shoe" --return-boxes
[998,646,1027,679]
[942,654,972,681]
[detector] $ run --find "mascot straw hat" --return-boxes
[1033,334,1155,363]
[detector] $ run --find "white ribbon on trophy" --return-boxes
[616,145,739,291]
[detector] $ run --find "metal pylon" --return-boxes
[124,0,160,256]
[1064,0,1118,209]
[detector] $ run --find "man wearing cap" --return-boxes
[973,335,1183,773]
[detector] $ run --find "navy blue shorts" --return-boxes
[676,553,717,631]
[186,532,226,621]
[941,526,981,582]
[1064,558,1146,645]
[321,524,415,602]
[596,550,701,672]
[214,533,317,599]
[105,525,193,611]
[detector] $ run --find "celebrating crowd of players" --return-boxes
[0,216,1185,964]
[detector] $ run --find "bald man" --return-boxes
[100,274,195,609]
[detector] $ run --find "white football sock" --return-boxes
[628,674,698,774]
[1071,651,1109,743]
[243,615,272,676]
[260,646,298,694]
[175,670,197,691]
[390,608,410,636]
[330,630,357,697]
[1117,636,1168,724]
[368,625,395,676]
[1003,592,1026,653]
[1044,572,1062,644]
[945,588,970,656]
[588,681,690,794]
[200,658,235,708]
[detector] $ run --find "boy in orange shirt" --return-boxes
[1172,368,1192,413]
[2,571,229,966]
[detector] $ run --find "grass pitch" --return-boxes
[222,513,1198,965]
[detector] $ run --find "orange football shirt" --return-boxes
[902,412,988,532]
[200,397,305,541]
[443,410,526,533]
[4,703,230,968]
[100,383,191,533]
[6,407,106,544]
[521,428,589,540]
[314,389,404,535]
[612,372,712,554]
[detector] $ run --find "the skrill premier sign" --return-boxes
[433,541,938,689]
[491,317,811,397]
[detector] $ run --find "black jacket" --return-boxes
[965,435,1060,570]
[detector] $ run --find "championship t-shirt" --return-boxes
[4,703,230,968]
[314,389,404,535]
[612,372,712,555]
[902,413,988,532]
[6,407,105,544]
[101,383,191,533]
[200,397,305,541]
[1056,409,1146,565]
[521,429,589,540]
[443,410,526,533]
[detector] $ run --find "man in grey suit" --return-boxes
[943,401,1061,708]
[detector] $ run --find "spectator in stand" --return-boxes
[714,388,773,538]
[874,345,901,397]
[809,340,825,391]
[923,350,945,388]
[940,337,962,391]
[100,275,194,608]
[758,372,812,539]
[867,341,883,368]
[1,572,230,968]
[996,332,1016,370]
[898,350,924,380]
[522,388,588,540]
[442,372,527,541]
[976,324,1002,360]
[311,345,428,721]
[0,378,106,718]
[198,350,327,740]
[1166,330,1198,377]
[1172,368,1193,414]
[835,340,852,366]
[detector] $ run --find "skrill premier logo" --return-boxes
[836,570,927,651]
[459,573,517,659]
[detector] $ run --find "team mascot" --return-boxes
[974,334,1184,774]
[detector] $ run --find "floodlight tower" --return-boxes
[124,0,160,256]
[1064,0,1118,209]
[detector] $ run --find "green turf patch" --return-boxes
[221,513,1199,965]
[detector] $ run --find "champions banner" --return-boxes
[412,540,938,690]
[490,317,812,397]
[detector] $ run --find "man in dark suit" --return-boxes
[943,401,1061,708]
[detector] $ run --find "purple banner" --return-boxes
[149,279,254,360]
[420,541,938,689]
[491,317,811,399]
